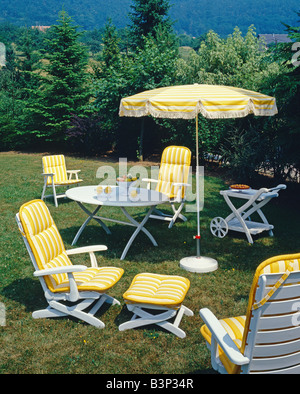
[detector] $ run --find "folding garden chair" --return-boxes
[41,154,83,207]
[143,146,191,228]
[200,252,300,374]
[119,273,193,338]
[16,199,124,328]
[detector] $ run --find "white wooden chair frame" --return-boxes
[200,266,300,374]
[119,302,193,339]
[41,169,81,208]
[143,178,190,229]
[210,184,286,243]
[16,213,121,329]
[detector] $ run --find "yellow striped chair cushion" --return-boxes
[258,257,300,275]
[123,273,190,308]
[156,146,191,199]
[44,251,73,290]
[20,199,72,291]
[56,267,124,293]
[200,315,246,374]
[54,179,82,186]
[19,200,124,293]
[240,253,300,353]
[38,257,124,294]
[42,154,82,186]
[200,253,300,374]
[43,155,68,185]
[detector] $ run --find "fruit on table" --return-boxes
[130,189,138,198]
[117,174,138,182]
[104,186,112,194]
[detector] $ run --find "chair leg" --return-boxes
[159,305,194,338]
[33,293,121,328]
[49,300,106,328]
[150,203,187,229]
[119,307,177,330]
[171,202,187,221]
[168,202,187,229]
[52,181,58,208]
[88,294,120,317]
[151,208,171,218]
[32,306,68,319]
[41,179,47,201]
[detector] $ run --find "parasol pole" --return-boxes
[195,114,201,256]
[179,112,218,273]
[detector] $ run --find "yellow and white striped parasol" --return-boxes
[119,84,278,272]
[119,84,277,119]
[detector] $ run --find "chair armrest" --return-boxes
[173,182,191,187]
[172,182,191,201]
[199,308,249,366]
[66,245,107,268]
[42,172,54,176]
[66,245,107,255]
[142,178,158,190]
[33,265,87,277]
[142,177,158,181]
[34,265,88,302]
[67,169,81,181]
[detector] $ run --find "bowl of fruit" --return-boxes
[117,174,138,194]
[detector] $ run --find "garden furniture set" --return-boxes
[15,150,300,374]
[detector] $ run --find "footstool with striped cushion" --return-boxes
[119,273,193,338]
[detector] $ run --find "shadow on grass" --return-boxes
[59,219,194,264]
[1,277,124,327]
[1,278,45,313]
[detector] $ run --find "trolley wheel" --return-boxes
[210,217,228,238]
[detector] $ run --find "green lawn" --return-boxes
[0,152,299,374]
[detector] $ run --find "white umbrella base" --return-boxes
[180,256,218,273]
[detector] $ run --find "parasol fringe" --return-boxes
[119,108,147,117]
[119,103,278,120]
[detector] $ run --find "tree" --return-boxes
[282,10,300,123]
[80,28,104,55]
[0,43,25,150]
[17,28,41,97]
[178,26,281,91]
[93,29,178,158]
[174,26,285,171]
[24,11,90,145]
[128,0,173,49]
[101,19,121,69]
[263,10,300,180]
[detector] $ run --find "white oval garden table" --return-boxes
[66,185,169,260]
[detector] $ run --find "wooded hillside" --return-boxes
[0,0,299,36]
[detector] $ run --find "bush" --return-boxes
[66,114,113,155]
[220,123,267,182]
